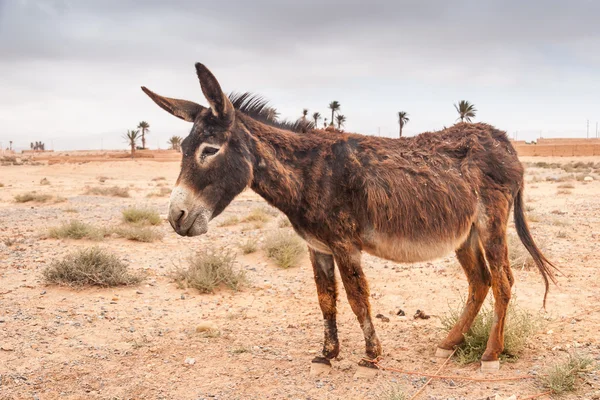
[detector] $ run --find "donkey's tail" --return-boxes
[513,187,559,308]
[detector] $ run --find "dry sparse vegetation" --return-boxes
[240,238,258,254]
[112,226,163,242]
[440,298,542,364]
[263,231,305,268]
[43,247,142,287]
[151,176,167,181]
[557,183,575,189]
[172,251,247,293]
[218,216,239,227]
[146,187,171,197]
[40,177,50,185]
[85,186,130,198]
[122,207,162,225]
[242,208,272,223]
[14,192,53,203]
[48,220,105,241]
[63,207,79,213]
[376,385,407,400]
[96,176,110,183]
[543,353,595,394]
[557,189,572,195]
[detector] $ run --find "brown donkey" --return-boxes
[142,63,557,374]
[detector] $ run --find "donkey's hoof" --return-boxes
[480,360,500,372]
[310,357,332,377]
[435,347,454,358]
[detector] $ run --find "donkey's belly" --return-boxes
[362,230,470,263]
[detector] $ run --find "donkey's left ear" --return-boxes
[195,63,234,121]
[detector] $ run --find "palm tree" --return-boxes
[328,101,340,126]
[124,129,140,158]
[454,100,477,123]
[168,135,183,152]
[398,111,410,137]
[302,108,309,120]
[335,114,346,130]
[312,112,321,128]
[137,121,150,149]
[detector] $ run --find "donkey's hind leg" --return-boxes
[436,226,491,357]
[479,194,514,371]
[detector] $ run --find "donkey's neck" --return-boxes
[240,115,314,214]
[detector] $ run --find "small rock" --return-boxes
[584,176,594,182]
[136,291,143,295]
[396,309,405,317]
[184,357,196,365]
[40,290,46,295]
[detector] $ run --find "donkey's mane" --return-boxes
[228,92,315,133]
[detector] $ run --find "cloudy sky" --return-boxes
[1,0,600,151]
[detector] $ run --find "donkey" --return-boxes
[142,63,557,374]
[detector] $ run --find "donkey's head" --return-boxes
[142,63,252,236]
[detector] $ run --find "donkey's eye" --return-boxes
[202,147,219,156]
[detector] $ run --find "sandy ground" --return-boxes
[1,157,599,400]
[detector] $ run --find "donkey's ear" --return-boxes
[141,87,204,122]
[195,63,234,120]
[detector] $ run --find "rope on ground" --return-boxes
[361,357,538,383]
[409,348,456,400]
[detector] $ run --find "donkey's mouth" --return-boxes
[170,212,209,237]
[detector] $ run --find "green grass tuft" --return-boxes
[122,207,162,225]
[543,353,595,394]
[440,298,542,365]
[48,220,105,241]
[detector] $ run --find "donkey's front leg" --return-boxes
[332,246,381,372]
[308,249,339,376]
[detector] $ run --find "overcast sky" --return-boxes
[1,0,600,151]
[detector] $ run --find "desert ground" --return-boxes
[1,156,599,400]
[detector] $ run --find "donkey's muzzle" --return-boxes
[168,185,210,237]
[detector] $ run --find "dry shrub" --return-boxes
[40,177,50,185]
[557,183,574,189]
[48,220,105,241]
[507,231,549,270]
[575,174,587,182]
[0,183,4,187]
[43,247,142,287]
[85,186,130,198]
[96,176,110,182]
[172,251,247,293]
[218,216,239,227]
[527,212,542,223]
[14,192,53,203]
[240,238,258,254]
[543,353,595,394]
[263,231,305,268]
[146,187,171,197]
[63,207,79,213]
[122,207,161,225]
[242,208,272,223]
[151,176,167,181]
[376,385,407,400]
[440,298,542,365]
[533,162,561,169]
[557,189,572,195]
[112,226,163,242]
[556,230,568,239]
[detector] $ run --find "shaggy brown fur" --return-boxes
[142,63,557,369]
